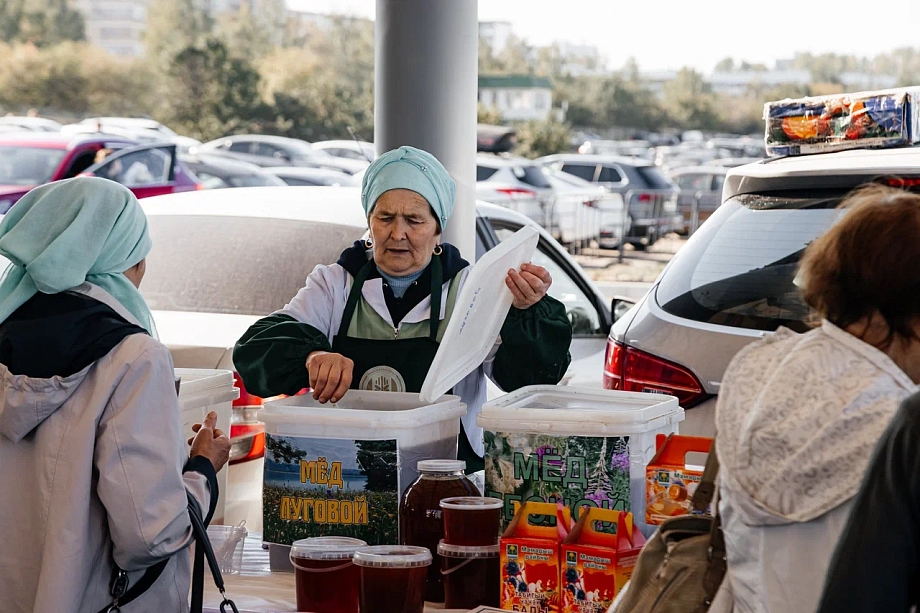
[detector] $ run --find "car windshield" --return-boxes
[656,192,847,333]
[142,216,366,315]
[228,174,285,187]
[0,146,67,185]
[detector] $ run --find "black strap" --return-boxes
[188,492,239,613]
[336,260,377,339]
[96,559,169,613]
[429,255,443,341]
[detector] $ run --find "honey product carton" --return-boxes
[560,507,620,613]
[614,511,645,594]
[645,434,713,525]
[500,501,572,613]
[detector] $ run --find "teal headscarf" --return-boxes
[361,146,456,229]
[0,177,156,335]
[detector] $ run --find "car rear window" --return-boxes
[142,216,366,315]
[0,146,67,185]
[656,193,846,333]
[561,163,597,182]
[477,166,499,181]
[633,165,674,190]
[515,165,552,189]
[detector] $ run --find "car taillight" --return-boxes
[233,372,263,408]
[230,372,265,464]
[883,177,920,188]
[496,187,538,198]
[604,340,709,408]
[637,193,652,202]
[584,199,598,208]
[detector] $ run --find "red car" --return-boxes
[0,133,201,212]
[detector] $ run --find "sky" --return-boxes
[284,0,920,72]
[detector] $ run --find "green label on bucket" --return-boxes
[483,432,631,528]
[263,435,398,546]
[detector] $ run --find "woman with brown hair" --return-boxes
[715,184,920,613]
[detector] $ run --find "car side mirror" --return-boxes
[611,297,636,323]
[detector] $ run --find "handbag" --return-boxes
[98,492,239,613]
[611,444,726,613]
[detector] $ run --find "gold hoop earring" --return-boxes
[364,238,373,249]
[433,244,443,256]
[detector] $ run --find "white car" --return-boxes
[311,140,376,162]
[62,117,202,152]
[138,186,614,462]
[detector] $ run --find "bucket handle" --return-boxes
[289,557,354,574]
[440,557,476,577]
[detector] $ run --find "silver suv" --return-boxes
[606,146,920,438]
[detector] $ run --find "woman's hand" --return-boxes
[306,351,354,404]
[506,263,553,310]
[188,411,231,473]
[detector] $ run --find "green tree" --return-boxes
[145,0,213,70]
[160,37,266,141]
[662,68,722,131]
[0,42,90,111]
[514,117,571,158]
[477,102,503,125]
[0,0,83,46]
[714,57,735,72]
[356,441,397,493]
[265,436,307,465]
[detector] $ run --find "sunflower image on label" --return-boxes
[359,366,406,393]
[262,434,398,545]
[484,432,631,528]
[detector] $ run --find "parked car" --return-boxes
[62,117,201,151]
[542,167,625,248]
[477,124,517,154]
[265,166,359,187]
[0,133,138,212]
[180,154,287,189]
[607,145,920,439]
[139,186,614,463]
[80,142,202,198]
[0,116,63,132]
[538,153,681,249]
[196,135,369,175]
[476,154,555,227]
[668,166,728,233]
[311,140,375,162]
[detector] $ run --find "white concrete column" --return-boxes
[375,0,479,262]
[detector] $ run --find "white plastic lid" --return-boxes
[353,546,433,568]
[440,496,504,511]
[419,225,539,403]
[478,385,684,437]
[418,459,466,473]
[290,537,367,561]
[437,540,500,558]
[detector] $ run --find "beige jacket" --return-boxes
[0,285,213,613]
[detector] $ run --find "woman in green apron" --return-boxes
[233,146,573,471]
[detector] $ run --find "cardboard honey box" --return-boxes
[613,511,645,594]
[560,507,619,613]
[560,509,646,613]
[645,434,713,525]
[500,501,572,613]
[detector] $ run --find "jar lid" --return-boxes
[290,537,367,561]
[417,459,466,473]
[437,540,500,558]
[353,546,433,568]
[440,496,504,511]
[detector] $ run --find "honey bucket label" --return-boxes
[263,435,398,545]
[484,432,631,529]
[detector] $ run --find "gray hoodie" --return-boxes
[0,285,213,613]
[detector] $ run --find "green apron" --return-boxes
[331,256,483,471]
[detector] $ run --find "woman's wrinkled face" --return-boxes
[369,189,441,277]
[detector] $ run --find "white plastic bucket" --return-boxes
[177,368,239,525]
[259,390,467,570]
[477,385,683,537]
